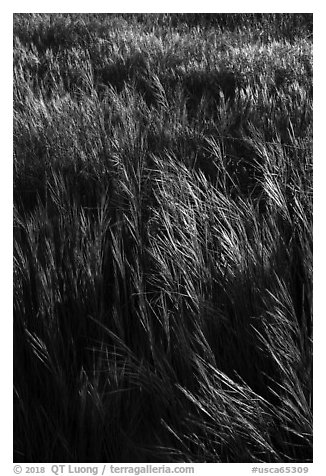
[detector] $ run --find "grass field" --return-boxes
[13,13,313,463]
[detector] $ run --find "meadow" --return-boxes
[13,13,313,463]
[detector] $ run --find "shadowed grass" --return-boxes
[14,13,312,463]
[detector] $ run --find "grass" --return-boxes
[13,13,313,463]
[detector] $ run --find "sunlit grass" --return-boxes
[14,13,312,463]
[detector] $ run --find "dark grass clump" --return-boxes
[14,13,312,463]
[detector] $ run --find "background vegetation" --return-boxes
[13,13,313,463]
